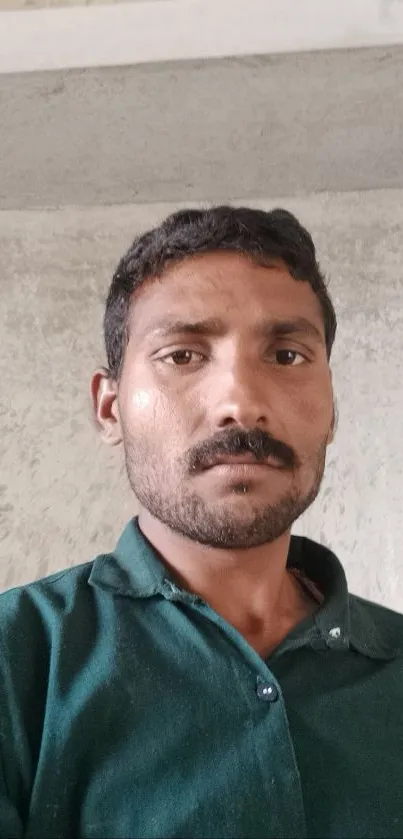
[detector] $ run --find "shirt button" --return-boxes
[257,682,279,702]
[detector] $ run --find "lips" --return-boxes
[202,453,283,470]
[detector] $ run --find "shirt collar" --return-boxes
[89,517,398,661]
[284,536,397,660]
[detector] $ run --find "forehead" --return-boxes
[129,251,325,338]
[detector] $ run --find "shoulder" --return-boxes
[0,560,104,744]
[0,561,102,805]
[0,561,96,651]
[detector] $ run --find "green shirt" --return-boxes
[1,518,402,839]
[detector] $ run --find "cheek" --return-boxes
[126,387,180,434]
[284,384,333,451]
[301,404,334,461]
[295,374,333,422]
[132,389,152,411]
[119,385,156,431]
[299,397,329,428]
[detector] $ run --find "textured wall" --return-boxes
[2,46,403,208]
[1,190,402,609]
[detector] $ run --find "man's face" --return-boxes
[104,251,335,549]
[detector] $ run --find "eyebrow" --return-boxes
[147,316,325,344]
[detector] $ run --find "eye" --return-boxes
[273,349,306,366]
[160,349,205,366]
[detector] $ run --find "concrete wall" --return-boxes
[1,190,402,609]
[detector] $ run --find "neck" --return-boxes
[137,510,317,658]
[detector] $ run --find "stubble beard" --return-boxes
[122,437,328,549]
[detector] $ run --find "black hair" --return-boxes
[104,205,337,380]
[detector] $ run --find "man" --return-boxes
[0,206,402,839]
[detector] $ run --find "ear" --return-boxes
[90,367,122,446]
[327,415,335,445]
[327,393,338,446]
[326,371,337,445]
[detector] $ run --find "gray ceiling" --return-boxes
[1,44,402,209]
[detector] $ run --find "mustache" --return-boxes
[187,428,296,472]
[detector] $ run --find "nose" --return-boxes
[210,364,270,430]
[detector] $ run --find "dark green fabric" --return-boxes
[0,518,402,839]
